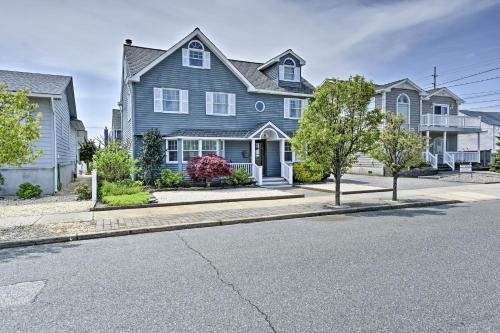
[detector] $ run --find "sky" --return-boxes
[1,0,500,139]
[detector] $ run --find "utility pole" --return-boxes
[432,66,438,89]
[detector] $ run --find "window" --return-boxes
[219,140,225,158]
[434,104,449,115]
[255,101,265,112]
[283,58,296,81]
[166,140,178,163]
[202,140,217,156]
[285,98,307,119]
[183,140,199,162]
[154,88,188,113]
[188,40,204,67]
[213,93,229,115]
[284,142,293,162]
[396,94,410,126]
[367,97,376,112]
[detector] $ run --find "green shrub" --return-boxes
[74,183,92,200]
[102,192,150,206]
[227,167,252,186]
[0,172,4,188]
[93,142,137,182]
[293,161,328,183]
[154,178,162,189]
[138,128,164,185]
[160,168,184,187]
[16,182,42,199]
[100,180,143,196]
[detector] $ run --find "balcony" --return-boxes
[420,114,481,132]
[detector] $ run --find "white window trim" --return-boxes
[284,98,307,119]
[206,92,236,117]
[182,39,211,69]
[255,101,266,112]
[165,139,178,164]
[396,93,411,127]
[154,88,189,114]
[283,57,296,81]
[181,139,222,163]
[284,141,293,162]
[433,103,450,115]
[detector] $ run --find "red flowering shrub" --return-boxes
[186,154,232,185]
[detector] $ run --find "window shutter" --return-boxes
[284,98,290,118]
[182,48,189,67]
[228,93,236,116]
[206,92,213,115]
[180,90,189,113]
[294,67,300,82]
[279,65,285,81]
[203,51,211,69]
[154,88,163,112]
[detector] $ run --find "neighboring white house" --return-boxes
[458,110,500,166]
[0,70,87,195]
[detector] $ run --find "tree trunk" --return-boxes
[392,174,398,201]
[334,170,341,206]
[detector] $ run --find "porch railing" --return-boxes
[422,151,438,169]
[252,163,263,186]
[280,162,293,185]
[229,163,253,175]
[448,151,480,164]
[420,114,481,129]
[444,152,455,171]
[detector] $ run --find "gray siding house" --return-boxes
[111,108,122,141]
[118,28,314,185]
[350,79,482,175]
[0,70,86,195]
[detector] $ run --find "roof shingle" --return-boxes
[0,70,71,95]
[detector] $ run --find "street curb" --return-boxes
[0,199,462,250]
[294,185,393,195]
[90,194,305,211]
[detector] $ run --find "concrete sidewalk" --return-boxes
[1,182,499,244]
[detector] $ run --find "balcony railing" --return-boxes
[447,151,480,164]
[420,114,481,129]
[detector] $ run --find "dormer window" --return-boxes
[279,57,300,82]
[182,40,211,69]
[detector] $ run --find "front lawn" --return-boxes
[102,191,150,206]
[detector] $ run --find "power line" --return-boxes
[438,66,500,86]
[446,76,500,88]
[460,89,500,96]
[464,92,500,99]
[463,98,500,104]
[438,55,500,76]
[468,104,500,109]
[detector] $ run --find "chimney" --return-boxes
[125,39,132,46]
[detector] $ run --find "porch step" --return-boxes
[438,164,453,172]
[260,177,292,189]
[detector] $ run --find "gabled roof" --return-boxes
[124,28,314,97]
[459,110,500,126]
[425,87,465,104]
[257,49,306,71]
[374,78,427,95]
[0,70,71,97]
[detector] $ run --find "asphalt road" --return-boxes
[1,200,499,332]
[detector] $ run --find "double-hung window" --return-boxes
[284,98,307,119]
[202,140,217,156]
[183,140,199,162]
[166,140,178,163]
[206,92,236,116]
[279,58,300,82]
[396,94,410,127]
[434,104,449,115]
[154,88,188,113]
[182,40,211,69]
[284,142,293,162]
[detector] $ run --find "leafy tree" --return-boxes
[370,113,427,201]
[490,134,500,172]
[187,154,232,186]
[79,139,98,171]
[139,128,164,185]
[93,142,137,182]
[292,76,382,205]
[0,84,42,167]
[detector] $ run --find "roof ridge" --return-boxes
[228,59,264,65]
[0,69,72,79]
[124,44,167,52]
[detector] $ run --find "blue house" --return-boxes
[117,28,314,186]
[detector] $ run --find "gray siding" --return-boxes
[53,92,75,166]
[422,96,458,116]
[26,97,54,168]
[122,82,134,154]
[225,141,250,163]
[263,64,278,81]
[384,88,421,131]
[132,40,303,137]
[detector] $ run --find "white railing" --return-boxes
[280,162,293,185]
[422,151,438,169]
[447,151,480,164]
[229,163,253,175]
[444,152,455,171]
[420,114,481,129]
[252,163,263,186]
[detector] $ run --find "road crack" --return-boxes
[176,233,277,333]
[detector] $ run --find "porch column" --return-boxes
[251,139,255,164]
[279,139,285,163]
[426,131,430,153]
[443,132,447,154]
[477,132,481,163]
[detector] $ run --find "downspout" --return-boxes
[50,97,58,193]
